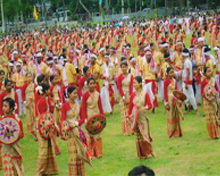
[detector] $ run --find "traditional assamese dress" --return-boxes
[0,90,19,171]
[22,81,34,135]
[81,91,104,158]
[100,62,116,113]
[36,96,58,175]
[201,77,220,139]
[164,77,183,138]
[49,85,61,155]
[1,115,24,176]
[117,73,134,135]
[61,101,89,176]
[128,90,153,158]
[0,90,19,117]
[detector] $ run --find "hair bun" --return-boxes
[36,85,43,95]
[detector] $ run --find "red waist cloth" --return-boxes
[184,80,193,85]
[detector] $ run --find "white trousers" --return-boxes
[113,83,118,101]
[16,89,26,116]
[100,86,112,113]
[195,83,201,104]
[215,75,220,101]
[183,82,197,110]
[143,82,155,108]
[157,80,164,99]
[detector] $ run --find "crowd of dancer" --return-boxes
[0,13,220,176]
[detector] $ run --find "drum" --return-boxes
[204,84,217,102]
[128,105,138,131]
[85,114,106,135]
[60,120,71,141]
[173,90,187,102]
[0,117,21,145]
[38,112,55,139]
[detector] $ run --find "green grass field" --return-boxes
[1,33,220,176]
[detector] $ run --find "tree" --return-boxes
[42,0,47,27]
[79,0,92,20]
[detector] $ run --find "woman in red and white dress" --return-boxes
[81,77,104,159]
[117,61,134,136]
[128,76,156,159]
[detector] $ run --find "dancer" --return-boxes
[22,72,34,135]
[81,77,104,159]
[141,50,158,114]
[61,86,89,176]
[78,66,91,100]
[164,67,184,138]
[128,76,156,159]
[182,49,199,115]
[117,61,134,136]
[100,53,116,117]
[201,67,220,139]
[0,79,19,117]
[12,60,26,118]
[1,97,24,176]
[36,83,58,175]
[49,75,61,155]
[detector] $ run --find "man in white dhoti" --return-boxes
[182,49,199,115]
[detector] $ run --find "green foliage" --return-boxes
[148,12,157,18]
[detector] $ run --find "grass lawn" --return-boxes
[1,33,220,176]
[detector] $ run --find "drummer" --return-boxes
[81,77,104,160]
[127,76,156,159]
[1,97,24,175]
[61,86,90,176]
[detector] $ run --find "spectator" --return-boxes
[128,165,155,176]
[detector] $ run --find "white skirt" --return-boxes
[143,82,155,107]
[100,86,112,113]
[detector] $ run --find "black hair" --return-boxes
[37,83,50,95]
[134,76,142,84]
[104,53,110,57]
[140,47,144,51]
[129,57,135,61]
[65,86,77,98]
[128,165,155,176]
[83,66,90,75]
[4,79,12,87]
[62,48,67,53]
[166,66,174,74]
[87,77,95,85]
[150,43,154,47]
[3,97,15,111]
[121,57,127,62]
[120,61,128,67]
[204,66,210,75]
[67,86,77,94]
[106,45,110,50]
[25,72,32,77]
[0,70,5,75]
[50,75,56,82]
[47,57,53,62]
[164,53,170,59]
[126,43,131,48]
[37,74,46,85]
[41,48,46,52]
